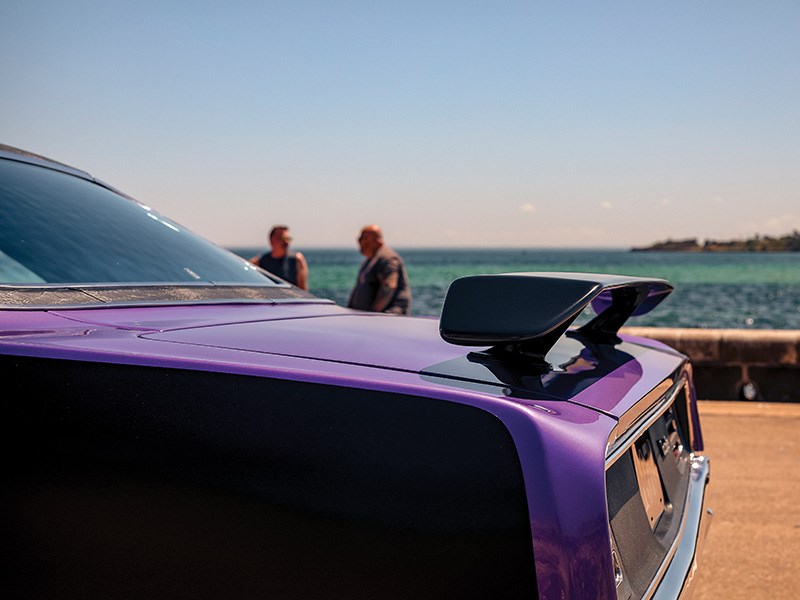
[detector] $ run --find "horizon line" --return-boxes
[226,244,633,251]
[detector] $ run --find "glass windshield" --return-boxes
[0,159,275,286]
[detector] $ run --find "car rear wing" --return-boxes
[439,272,673,364]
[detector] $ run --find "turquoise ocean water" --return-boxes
[231,248,800,329]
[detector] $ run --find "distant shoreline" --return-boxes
[632,232,800,252]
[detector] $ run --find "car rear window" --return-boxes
[0,159,273,286]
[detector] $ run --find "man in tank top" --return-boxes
[250,225,308,290]
[348,225,411,314]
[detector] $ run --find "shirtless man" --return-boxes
[250,225,308,290]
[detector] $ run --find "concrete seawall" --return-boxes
[621,327,800,402]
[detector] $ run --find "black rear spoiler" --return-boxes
[439,272,672,363]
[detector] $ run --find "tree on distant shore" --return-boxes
[635,231,800,252]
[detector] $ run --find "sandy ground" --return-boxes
[693,401,800,599]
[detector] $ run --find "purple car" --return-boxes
[1,144,711,599]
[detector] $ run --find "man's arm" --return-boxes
[295,252,309,290]
[372,259,399,312]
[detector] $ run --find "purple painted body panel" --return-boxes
[0,302,687,600]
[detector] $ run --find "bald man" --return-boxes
[347,225,411,314]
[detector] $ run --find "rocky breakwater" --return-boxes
[622,327,800,402]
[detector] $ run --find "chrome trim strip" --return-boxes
[0,282,286,290]
[0,146,93,180]
[0,298,335,311]
[0,284,329,310]
[651,456,712,600]
[681,364,699,451]
[606,372,685,465]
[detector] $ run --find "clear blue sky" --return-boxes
[2,1,799,248]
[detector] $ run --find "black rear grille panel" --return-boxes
[606,392,693,599]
